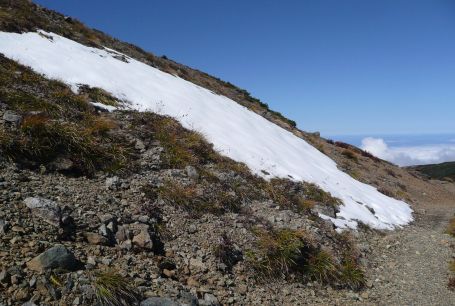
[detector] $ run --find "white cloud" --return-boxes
[361,137,455,166]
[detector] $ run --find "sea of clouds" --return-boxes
[361,137,455,167]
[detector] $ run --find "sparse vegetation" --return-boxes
[342,149,359,162]
[157,179,244,216]
[78,85,120,107]
[263,178,340,213]
[131,113,216,168]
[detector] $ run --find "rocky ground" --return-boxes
[1,108,454,305]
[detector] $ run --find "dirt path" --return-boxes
[364,181,455,305]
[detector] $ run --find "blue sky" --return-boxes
[34,0,455,136]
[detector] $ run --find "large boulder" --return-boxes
[26,245,82,272]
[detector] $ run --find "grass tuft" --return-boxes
[246,228,313,278]
[92,270,141,306]
[306,250,338,284]
[338,257,366,290]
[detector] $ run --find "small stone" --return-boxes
[0,219,10,235]
[0,269,11,284]
[24,197,62,227]
[99,213,115,224]
[140,297,179,306]
[13,288,30,301]
[188,224,197,234]
[115,226,131,242]
[101,258,112,266]
[106,176,120,190]
[132,230,153,250]
[203,293,220,306]
[98,224,112,238]
[187,276,199,287]
[29,276,37,288]
[185,165,199,180]
[119,240,133,250]
[3,110,22,125]
[189,258,206,272]
[26,245,81,272]
[11,274,21,284]
[361,292,369,299]
[238,284,248,295]
[87,256,96,266]
[162,269,175,278]
[85,232,109,246]
[135,139,146,151]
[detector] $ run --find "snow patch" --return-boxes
[0,31,414,230]
[90,102,117,112]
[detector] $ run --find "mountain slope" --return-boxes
[0,30,412,230]
[1,1,454,305]
[409,161,455,181]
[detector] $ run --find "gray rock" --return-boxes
[99,213,115,224]
[0,219,9,235]
[140,297,179,306]
[185,165,199,180]
[105,176,120,190]
[135,139,146,151]
[2,110,22,125]
[84,232,109,246]
[132,229,153,250]
[23,197,62,227]
[311,203,338,219]
[180,291,198,306]
[48,157,74,171]
[0,269,10,284]
[119,239,133,250]
[98,224,111,237]
[26,245,81,272]
[115,225,132,242]
[203,293,219,306]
